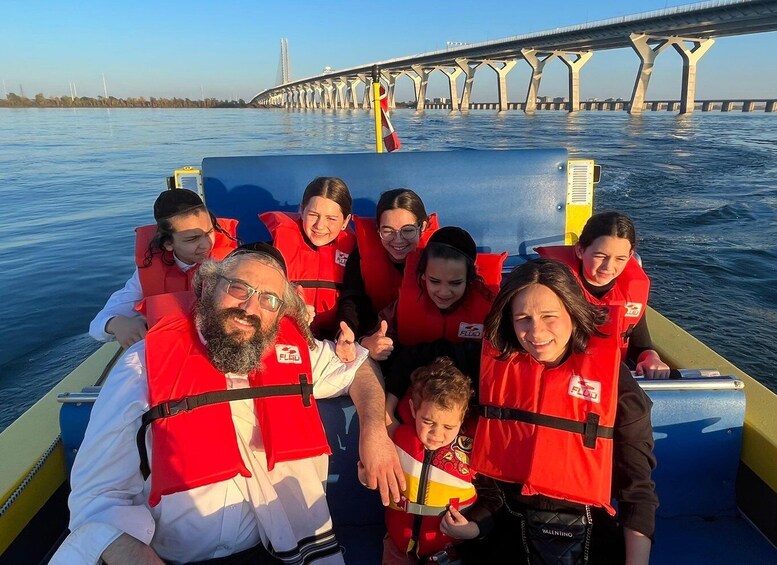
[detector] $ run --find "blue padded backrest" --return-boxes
[201,149,570,265]
[644,380,745,518]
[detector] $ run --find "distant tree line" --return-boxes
[1,92,250,109]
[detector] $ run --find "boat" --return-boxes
[1,148,775,563]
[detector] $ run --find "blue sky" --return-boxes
[2,0,775,102]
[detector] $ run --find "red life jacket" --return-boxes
[386,422,477,557]
[471,337,620,514]
[259,211,355,337]
[352,213,440,313]
[395,250,506,346]
[143,314,329,507]
[536,245,650,358]
[134,217,238,298]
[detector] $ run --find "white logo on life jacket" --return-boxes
[276,344,302,364]
[568,375,601,403]
[457,322,483,339]
[624,302,643,318]
[335,250,349,267]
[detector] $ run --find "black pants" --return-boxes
[457,507,625,565]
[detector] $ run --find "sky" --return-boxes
[2,0,776,102]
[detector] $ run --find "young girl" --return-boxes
[260,176,355,340]
[537,211,670,379]
[360,357,478,564]
[89,189,238,348]
[361,227,505,363]
[337,189,438,340]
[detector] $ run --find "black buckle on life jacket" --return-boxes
[299,374,312,407]
[161,398,191,418]
[482,405,504,419]
[582,413,600,449]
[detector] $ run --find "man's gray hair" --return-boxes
[194,252,315,348]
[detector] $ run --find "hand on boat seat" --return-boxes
[106,315,148,349]
[335,321,357,363]
[362,320,394,361]
[636,350,671,379]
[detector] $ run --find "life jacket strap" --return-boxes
[137,374,314,479]
[294,280,342,290]
[479,405,613,449]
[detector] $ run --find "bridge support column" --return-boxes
[721,101,733,112]
[487,60,517,112]
[559,52,592,112]
[521,49,557,113]
[322,81,334,109]
[628,34,672,115]
[334,79,347,109]
[767,100,777,112]
[297,87,306,109]
[440,66,463,111]
[347,77,361,109]
[314,84,323,109]
[381,71,401,109]
[456,58,481,112]
[702,101,714,111]
[672,37,714,114]
[743,100,755,112]
[410,64,431,111]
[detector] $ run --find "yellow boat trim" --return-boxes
[0,342,121,554]
[647,308,777,495]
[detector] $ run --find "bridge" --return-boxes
[251,0,777,115]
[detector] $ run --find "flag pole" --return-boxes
[372,65,383,153]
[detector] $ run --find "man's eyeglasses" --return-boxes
[219,276,284,312]
[378,224,421,241]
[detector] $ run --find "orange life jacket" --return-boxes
[536,245,650,358]
[134,217,238,298]
[471,337,620,514]
[143,314,329,507]
[259,211,355,337]
[386,422,477,557]
[352,213,440,313]
[395,250,506,346]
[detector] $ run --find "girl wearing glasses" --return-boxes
[260,177,355,340]
[89,189,238,349]
[336,189,438,348]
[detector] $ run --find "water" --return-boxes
[0,108,775,431]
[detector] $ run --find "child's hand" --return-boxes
[335,322,357,363]
[636,350,671,380]
[361,320,394,361]
[440,506,480,540]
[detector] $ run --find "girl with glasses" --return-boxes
[335,189,438,359]
[260,177,355,340]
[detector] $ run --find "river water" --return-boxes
[0,107,775,431]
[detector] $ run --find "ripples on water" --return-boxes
[0,108,775,430]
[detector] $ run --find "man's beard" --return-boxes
[197,301,279,374]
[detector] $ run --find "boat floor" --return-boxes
[652,514,776,563]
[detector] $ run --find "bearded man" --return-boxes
[52,245,403,565]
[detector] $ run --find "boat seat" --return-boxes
[201,149,575,269]
[642,377,776,562]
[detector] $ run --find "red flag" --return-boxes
[379,85,401,152]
